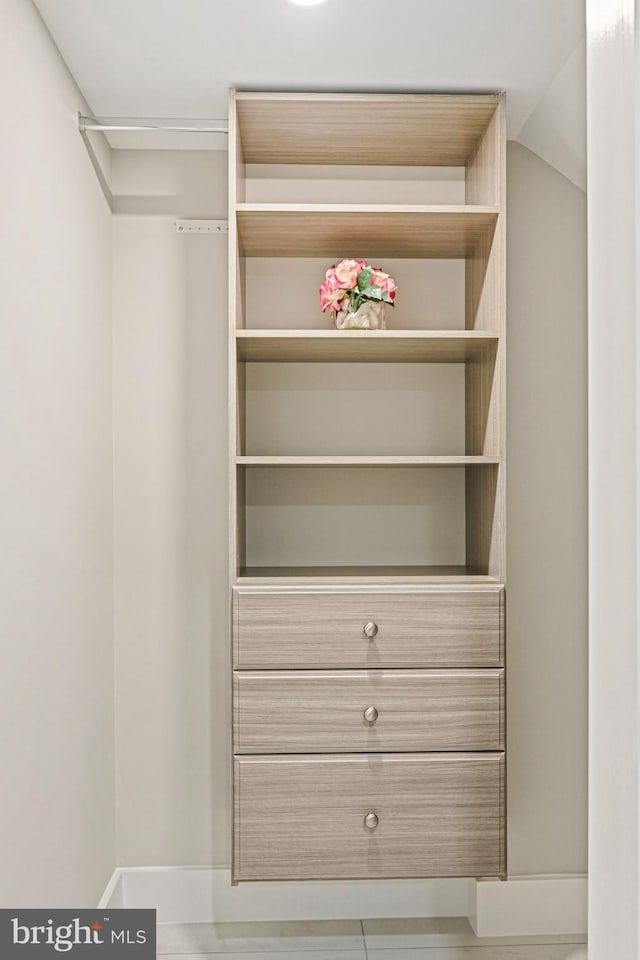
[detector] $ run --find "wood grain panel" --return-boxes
[228,90,244,580]
[233,586,505,669]
[233,753,505,880]
[236,330,499,364]
[465,95,506,581]
[234,669,504,753]
[228,90,244,882]
[237,205,498,259]
[238,565,500,583]
[235,93,500,166]
[237,456,499,466]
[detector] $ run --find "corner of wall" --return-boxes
[468,876,587,937]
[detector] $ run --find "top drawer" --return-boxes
[233,586,504,668]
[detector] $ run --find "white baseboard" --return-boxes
[99,867,587,935]
[468,875,587,937]
[98,870,124,909]
[99,867,468,923]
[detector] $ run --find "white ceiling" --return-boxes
[34,0,586,186]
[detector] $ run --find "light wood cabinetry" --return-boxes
[228,91,506,882]
[234,753,505,881]
[233,585,504,669]
[234,669,504,753]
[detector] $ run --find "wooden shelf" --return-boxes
[235,93,501,167]
[237,565,500,584]
[236,330,499,363]
[236,204,498,258]
[237,456,500,467]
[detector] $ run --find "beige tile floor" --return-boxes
[156,918,587,959]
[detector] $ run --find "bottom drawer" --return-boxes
[233,753,505,881]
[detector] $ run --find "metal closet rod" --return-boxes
[78,114,228,133]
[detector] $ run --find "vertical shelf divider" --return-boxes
[465,95,506,581]
[229,90,247,581]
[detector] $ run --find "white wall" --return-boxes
[0,0,114,905]
[586,0,639,954]
[111,151,229,866]
[506,142,587,875]
[112,143,587,879]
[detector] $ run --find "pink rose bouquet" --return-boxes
[319,259,397,318]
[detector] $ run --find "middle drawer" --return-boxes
[234,669,504,753]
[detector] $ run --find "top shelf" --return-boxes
[235,93,501,167]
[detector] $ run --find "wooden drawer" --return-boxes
[234,669,504,753]
[233,753,505,881]
[233,586,504,668]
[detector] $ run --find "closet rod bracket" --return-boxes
[175,220,229,235]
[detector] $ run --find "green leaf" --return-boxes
[362,286,382,300]
[357,267,372,291]
[381,291,391,302]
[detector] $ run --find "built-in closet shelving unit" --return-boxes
[229,92,506,882]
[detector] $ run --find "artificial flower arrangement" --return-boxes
[319,259,397,329]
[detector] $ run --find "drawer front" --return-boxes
[234,669,504,753]
[233,753,505,881]
[233,587,504,668]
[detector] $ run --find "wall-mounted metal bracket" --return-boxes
[175,220,229,235]
[78,112,113,210]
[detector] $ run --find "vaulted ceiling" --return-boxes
[33,0,586,188]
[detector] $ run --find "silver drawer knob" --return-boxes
[364,812,379,829]
[363,621,378,639]
[363,706,379,723]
